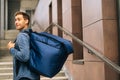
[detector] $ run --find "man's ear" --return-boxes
[25,19,29,25]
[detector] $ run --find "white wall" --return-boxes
[20,0,39,11]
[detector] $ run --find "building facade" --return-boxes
[33,0,119,80]
[0,0,119,80]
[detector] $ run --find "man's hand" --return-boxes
[7,41,15,50]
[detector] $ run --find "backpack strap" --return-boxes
[21,28,33,35]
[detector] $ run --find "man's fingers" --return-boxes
[7,41,15,50]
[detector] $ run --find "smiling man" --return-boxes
[7,11,40,80]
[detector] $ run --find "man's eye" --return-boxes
[18,18,20,21]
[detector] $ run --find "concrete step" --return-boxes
[0,63,68,80]
[0,68,68,80]
[0,57,68,80]
[41,71,66,78]
[0,61,13,79]
[5,30,19,40]
[55,71,66,76]
[0,73,13,79]
[0,40,14,50]
[0,50,11,56]
[1,79,13,80]
[0,67,13,73]
[0,73,68,79]
[0,61,68,80]
[0,73,68,80]
[0,62,13,68]
[0,56,12,62]
[41,76,68,80]
[41,70,68,80]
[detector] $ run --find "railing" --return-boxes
[45,23,120,74]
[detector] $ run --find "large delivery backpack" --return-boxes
[24,29,74,78]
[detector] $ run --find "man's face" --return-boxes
[15,14,28,31]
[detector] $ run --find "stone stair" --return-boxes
[0,30,68,80]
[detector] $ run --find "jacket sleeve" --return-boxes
[10,33,30,62]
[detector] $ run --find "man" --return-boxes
[7,11,40,80]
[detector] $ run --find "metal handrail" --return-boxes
[45,23,120,73]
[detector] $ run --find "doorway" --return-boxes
[8,0,20,29]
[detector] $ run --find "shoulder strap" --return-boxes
[21,28,33,35]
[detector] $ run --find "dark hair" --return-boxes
[15,11,30,25]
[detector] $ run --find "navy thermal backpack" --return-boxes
[24,29,73,78]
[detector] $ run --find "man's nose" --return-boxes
[15,20,18,24]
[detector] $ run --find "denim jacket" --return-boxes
[10,29,40,80]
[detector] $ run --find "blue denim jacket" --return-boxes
[10,29,40,80]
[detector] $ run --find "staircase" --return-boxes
[0,30,68,80]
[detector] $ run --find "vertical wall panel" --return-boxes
[0,0,5,39]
